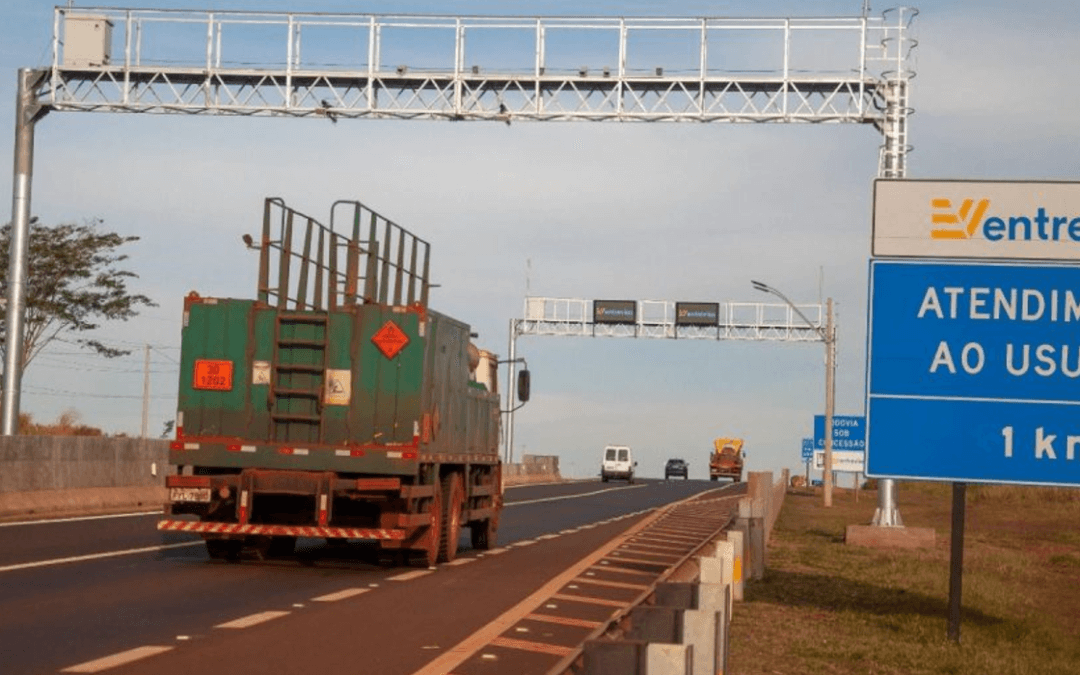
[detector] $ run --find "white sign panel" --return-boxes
[873,180,1080,261]
[813,450,865,474]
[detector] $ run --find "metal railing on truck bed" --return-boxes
[257,197,431,312]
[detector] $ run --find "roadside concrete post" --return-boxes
[726,529,745,601]
[645,644,692,675]
[748,471,770,579]
[733,497,752,580]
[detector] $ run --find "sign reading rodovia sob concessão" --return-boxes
[868,180,1080,488]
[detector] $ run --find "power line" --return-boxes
[23,385,175,401]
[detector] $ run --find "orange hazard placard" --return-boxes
[193,359,234,391]
[372,321,409,359]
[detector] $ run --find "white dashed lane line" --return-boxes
[215,610,291,629]
[61,646,173,673]
[0,541,204,574]
[445,557,476,566]
[312,588,369,602]
[388,569,434,581]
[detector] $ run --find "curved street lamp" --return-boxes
[752,280,836,507]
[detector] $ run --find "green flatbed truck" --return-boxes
[158,198,522,566]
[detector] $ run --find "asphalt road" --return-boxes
[0,478,734,675]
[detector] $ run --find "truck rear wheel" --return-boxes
[470,516,498,550]
[415,480,442,567]
[438,472,464,563]
[205,538,242,561]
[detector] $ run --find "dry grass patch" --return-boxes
[728,485,1080,674]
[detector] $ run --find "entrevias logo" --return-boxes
[930,198,1080,242]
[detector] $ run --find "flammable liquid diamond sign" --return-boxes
[866,259,1080,487]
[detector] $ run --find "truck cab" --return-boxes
[601,445,635,483]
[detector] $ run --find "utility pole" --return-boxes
[823,298,835,507]
[141,344,150,438]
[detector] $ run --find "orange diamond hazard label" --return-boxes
[372,321,409,359]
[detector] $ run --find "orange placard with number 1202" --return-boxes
[193,359,234,391]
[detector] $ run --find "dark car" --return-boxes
[664,458,689,480]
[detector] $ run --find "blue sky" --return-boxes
[1,1,1078,480]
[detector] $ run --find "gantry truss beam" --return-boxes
[41,8,916,127]
[513,297,827,342]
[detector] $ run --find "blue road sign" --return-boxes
[801,438,814,462]
[867,260,1080,487]
[813,415,865,451]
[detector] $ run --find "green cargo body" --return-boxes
[173,296,497,472]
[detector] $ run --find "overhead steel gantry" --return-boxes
[5,5,916,520]
[503,297,827,463]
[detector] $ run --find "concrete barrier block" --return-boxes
[655,582,697,610]
[645,643,691,675]
[629,606,682,643]
[726,530,745,601]
[583,640,647,675]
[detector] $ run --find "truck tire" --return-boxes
[415,479,442,568]
[470,465,500,550]
[205,538,242,561]
[438,472,464,563]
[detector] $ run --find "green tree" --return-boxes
[0,217,157,369]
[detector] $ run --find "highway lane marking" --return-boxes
[506,483,646,507]
[445,557,476,566]
[388,569,433,581]
[0,510,165,527]
[408,493,679,675]
[312,588,369,602]
[61,645,173,673]
[0,541,204,573]
[216,610,291,629]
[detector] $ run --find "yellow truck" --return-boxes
[709,437,744,482]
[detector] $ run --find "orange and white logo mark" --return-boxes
[930,198,990,239]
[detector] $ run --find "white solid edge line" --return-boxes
[0,541,204,574]
[216,610,291,629]
[507,483,647,507]
[387,569,434,581]
[312,588,370,602]
[0,510,165,528]
[61,645,174,673]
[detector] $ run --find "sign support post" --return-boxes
[947,482,966,643]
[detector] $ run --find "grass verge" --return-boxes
[728,483,1080,675]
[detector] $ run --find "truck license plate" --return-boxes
[170,487,211,503]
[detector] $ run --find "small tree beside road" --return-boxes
[0,217,157,370]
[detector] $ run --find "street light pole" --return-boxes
[752,280,835,507]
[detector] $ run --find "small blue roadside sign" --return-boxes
[867,260,1080,487]
[813,415,865,451]
[801,438,814,462]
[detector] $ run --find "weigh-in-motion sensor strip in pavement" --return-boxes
[411,486,740,675]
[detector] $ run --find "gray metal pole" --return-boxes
[2,69,40,436]
[823,297,834,507]
[506,319,518,464]
[140,344,151,438]
[871,35,911,526]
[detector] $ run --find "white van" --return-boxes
[601,445,635,483]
